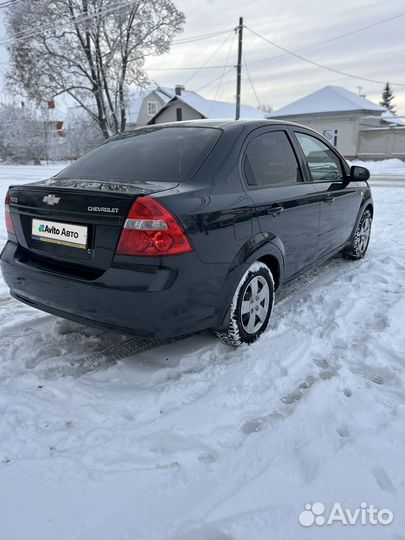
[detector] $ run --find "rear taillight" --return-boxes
[5,191,16,235]
[117,197,193,256]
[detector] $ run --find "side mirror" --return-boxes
[350,165,370,181]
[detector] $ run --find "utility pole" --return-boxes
[235,16,243,120]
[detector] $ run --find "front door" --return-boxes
[241,128,320,280]
[293,131,361,257]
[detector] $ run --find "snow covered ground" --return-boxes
[0,164,404,540]
[349,158,405,177]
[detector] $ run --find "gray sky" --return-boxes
[1,0,404,114]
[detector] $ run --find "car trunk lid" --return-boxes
[7,178,178,273]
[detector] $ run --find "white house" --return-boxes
[131,87,174,127]
[133,85,265,126]
[270,86,404,160]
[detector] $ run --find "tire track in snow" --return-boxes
[0,179,404,539]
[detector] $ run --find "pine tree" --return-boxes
[380,82,396,113]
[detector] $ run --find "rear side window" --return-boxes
[295,133,343,182]
[244,131,302,187]
[57,127,221,183]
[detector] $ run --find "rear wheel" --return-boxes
[343,209,372,260]
[215,262,274,347]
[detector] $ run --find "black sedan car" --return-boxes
[1,120,373,346]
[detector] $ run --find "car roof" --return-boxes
[119,119,309,137]
[146,119,306,129]
[179,119,303,128]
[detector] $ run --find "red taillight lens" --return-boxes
[117,197,193,256]
[5,192,16,235]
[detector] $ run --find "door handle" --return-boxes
[323,195,335,205]
[267,203,284,216]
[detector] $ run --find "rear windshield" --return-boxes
[57,126,221,183]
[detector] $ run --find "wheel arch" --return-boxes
[364,202,374,218]
[256,254,281,290]
[214,235,285,329]
[350,199,374,240]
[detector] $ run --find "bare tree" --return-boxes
[63,110,104,159]
[0,103,46,163]
[6,0,185,138]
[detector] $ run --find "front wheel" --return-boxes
[215,262,275,347]
[343,209,372,260]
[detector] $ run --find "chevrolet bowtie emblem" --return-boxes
[42,194,61,205]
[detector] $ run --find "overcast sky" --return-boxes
[1,0,404,115]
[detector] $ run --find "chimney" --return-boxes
[175,84,185,96]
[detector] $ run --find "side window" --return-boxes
[244,131,302,187]
[296,132,342,182]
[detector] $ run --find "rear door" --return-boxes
[241,127,320,280]
[292,130,361,257]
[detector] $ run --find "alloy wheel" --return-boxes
[240,275,270,334]
[358,216,372,253]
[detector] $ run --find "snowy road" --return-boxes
[0,164,404,540]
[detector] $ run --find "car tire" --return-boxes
[343,209,372,260]
[215,262,275,347]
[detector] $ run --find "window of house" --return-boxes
[147,101,158,116]
[243,131,302,187]
[322,129,338,146]
[176,108,183,121]
[296,132,342,182]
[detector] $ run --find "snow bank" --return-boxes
[0,163,67,189]
[348,158,405,176]
[0,165,404,540]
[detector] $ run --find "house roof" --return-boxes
[270,86,386,117]
[155,87,175,103]
[360,111,405,129]
[149,89,265,123]
[381,110,404,126]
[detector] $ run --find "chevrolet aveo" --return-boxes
[1,120,373,346]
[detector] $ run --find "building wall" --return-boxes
[276,113,364,157]
[137,91,166,126]
[358,128,405,160]
[150,101,204,124]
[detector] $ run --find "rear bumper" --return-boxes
[0,241,229,338]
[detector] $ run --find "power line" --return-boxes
[3,1,139,44]
[196,66,235,93]
[183,30,234,85]
[172,28,234,45]
[242,51,261,108]
[207,31,236,115]
[117,28,236,78]
[0,0,140,46]
[245,25,405,87]
[150,14,405,91]
[0,5,232,48]
[248,13,405,64]
[2,5,403,103]
[0,0,26,9]
[146,65,232,71]
[294,13,405,52]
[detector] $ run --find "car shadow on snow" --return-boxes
[17,315,222,380]
[2,252,357,381]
